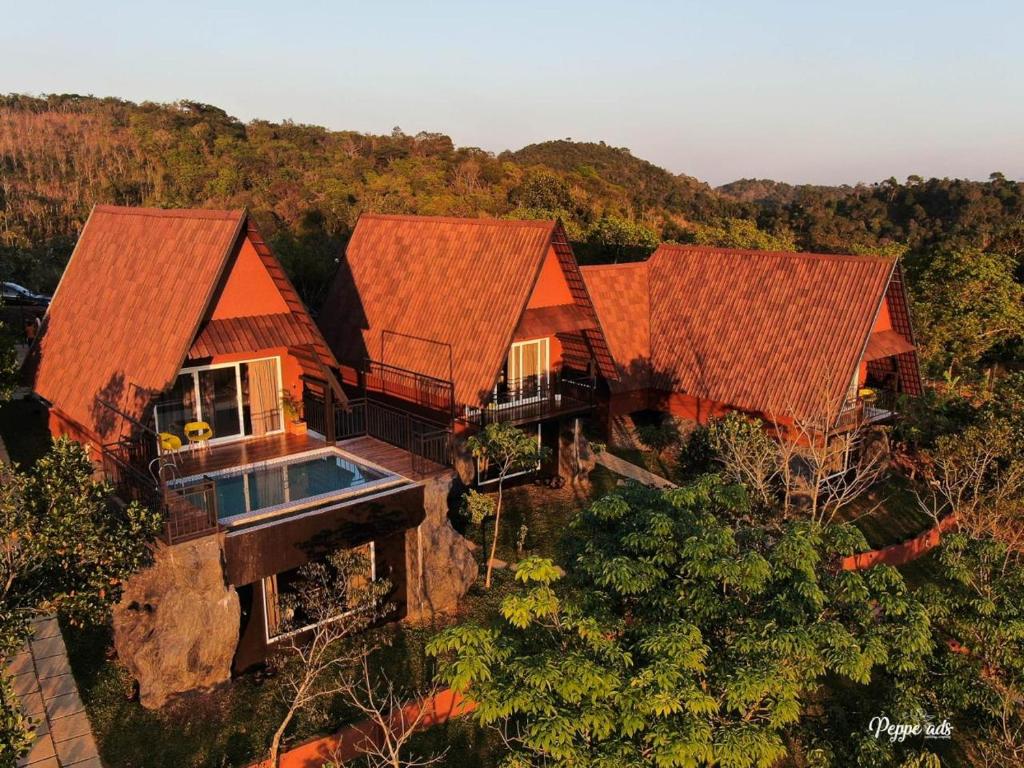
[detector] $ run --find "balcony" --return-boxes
[462,372,598,427]
[834,388,903,432]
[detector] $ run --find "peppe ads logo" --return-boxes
[868,712,953,743]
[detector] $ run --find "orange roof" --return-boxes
[318,214,611,408]
[584,245,901,422]
[26,206,335,440]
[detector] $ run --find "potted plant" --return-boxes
[282,390,306,434]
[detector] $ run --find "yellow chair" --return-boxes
[158,432,182,453]
[858,387,877,404]
[184,421,214,451]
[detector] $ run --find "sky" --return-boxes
[2,0,1022,186]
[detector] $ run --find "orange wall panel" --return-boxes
[526,247,574,308]
[211,236,290,320]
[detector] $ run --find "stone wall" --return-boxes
[112,535,240,709]
[404,471,478,623]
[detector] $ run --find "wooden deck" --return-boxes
[173,431,448,481]
[338,435,448,480]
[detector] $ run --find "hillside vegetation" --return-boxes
[1,93,1022,378]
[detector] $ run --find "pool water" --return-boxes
[178,450,390,523]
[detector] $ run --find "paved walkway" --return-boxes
[0,429,102,768]
[8,618,102,768]
[595,450,677,489]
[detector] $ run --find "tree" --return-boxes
[0,438,162,759]
[910,533,1024,767]
[267,547,392,766]
[0,304,17,402]
[906,246,1024,379]
[688,217,797,251]
[267,547,444,768]
[428,479,932,767]
[466,423,548,589]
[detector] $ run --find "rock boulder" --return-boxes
[404,471,478,622]
[113,535,240,709]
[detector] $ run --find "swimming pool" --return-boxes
[171,448,405,526]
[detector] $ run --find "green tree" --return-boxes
[428,479,932,767]
[910,533,1024,766]
[0,438,163,759]
[586,215,659,261]
[0,305,17,403]
[688,218,797,251]
[907,246,1024,378]
[467,423,548,589]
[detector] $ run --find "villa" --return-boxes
[316,214,617,487]
[582,244,922,442]
[23,206,476,705]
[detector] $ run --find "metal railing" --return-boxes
[303,390,453,475]
[362,360,454,417]
[95,398,220,544]
[462,372,597,427]
[835,389,903,431]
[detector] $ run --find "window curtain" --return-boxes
[248,359,279,436]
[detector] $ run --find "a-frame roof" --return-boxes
[318,214,611,408]
[583,244,902,423]
[26,205,335,440]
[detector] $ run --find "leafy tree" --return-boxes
[688,218,797,251]
[909,533,1024,766]
[585,215,659,262]
[428,479,932,767]
[267,547,392,766]
[906,246,1024,378]
[0,438,162,758]
[0,314,16,402]
[460,489,496,550]
[467,423,548,589]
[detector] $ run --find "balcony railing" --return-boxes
[303,391,453,475]
[462,372,597,427]
[834,388,903,432]
[362,360,454,417]
[95,398,220,544]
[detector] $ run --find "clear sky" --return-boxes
[2,0,1021,186]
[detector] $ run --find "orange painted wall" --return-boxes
[858,293,896,384]
[509,246,576,373]
[526,247,574,308]
[210,236,290,320]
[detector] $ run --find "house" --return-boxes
[581,244,922,442]
[317,214,617,485]
[24,206,476,706]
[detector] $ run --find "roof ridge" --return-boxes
[580,261,649,273]
[654,243,896,265]
[358,213,556,229]
[93,205,244,221]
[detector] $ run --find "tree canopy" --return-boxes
[428,478,934,768]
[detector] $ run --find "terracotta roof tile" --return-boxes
[864,329,915,361]
[584,245,899,422]
[318,214,612,408]
[25,206,335,440]
[190,313,319,358]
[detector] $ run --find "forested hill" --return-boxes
[1,93,1023,379]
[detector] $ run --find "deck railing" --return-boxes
[303,391,453,475]
[362,360,454,417]
[462,372,597,427]
[95,399,220,544]
[835,389,904,432]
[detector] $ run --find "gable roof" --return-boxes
[318,214,611,408]
[583,245,900,423]
[26,205,335,440]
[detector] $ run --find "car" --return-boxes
[1,281,51,307]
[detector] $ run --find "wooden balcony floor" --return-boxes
[173,431,448,482]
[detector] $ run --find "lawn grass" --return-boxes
[841,473,936,550]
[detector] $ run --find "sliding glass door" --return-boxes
[155,357,282,446]
[198,367,242,439]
